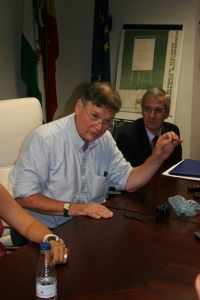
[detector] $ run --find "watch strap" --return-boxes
[63,202,71,217]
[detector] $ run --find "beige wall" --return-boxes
[0,0,199,159]
[191,0,200,159]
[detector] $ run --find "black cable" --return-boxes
[122,208,157,220]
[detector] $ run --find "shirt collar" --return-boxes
[145,126,162,144]
[69,113,97,151]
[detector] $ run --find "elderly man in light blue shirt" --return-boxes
[11,81,182,229]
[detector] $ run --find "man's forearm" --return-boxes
[16,194,65,215]
[16,195,113,220]
[125,132,183,192]
[125,155,161,192]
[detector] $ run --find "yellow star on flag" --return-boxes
[104,42,109,52]
[104,26,109,35]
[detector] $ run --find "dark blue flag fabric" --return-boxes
[91,0,112,82]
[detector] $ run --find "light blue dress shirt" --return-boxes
[11,113,132,228]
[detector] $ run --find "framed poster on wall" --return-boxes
[115,24,184,123]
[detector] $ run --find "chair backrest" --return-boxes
[0,98,43,196]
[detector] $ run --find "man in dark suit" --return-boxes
[116,87,182,167]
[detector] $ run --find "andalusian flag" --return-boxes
[91,0,112,82]
[21,0,59,122]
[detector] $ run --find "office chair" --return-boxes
[0,97,43,250]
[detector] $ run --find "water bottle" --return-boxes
[36,242,57,300]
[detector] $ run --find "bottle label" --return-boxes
[36,283,56,298]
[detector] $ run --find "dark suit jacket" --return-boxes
[116,118,182,167]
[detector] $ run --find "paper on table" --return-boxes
[162,159,200,181]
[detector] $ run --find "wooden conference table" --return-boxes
[1,168,200,299]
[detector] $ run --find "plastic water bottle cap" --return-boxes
[40,242,51,250]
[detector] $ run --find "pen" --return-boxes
[104,170,108,177]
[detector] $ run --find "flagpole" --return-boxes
[43,0,49,122]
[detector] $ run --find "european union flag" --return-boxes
[91,0,112,82]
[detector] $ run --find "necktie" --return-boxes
[152,136,159,149]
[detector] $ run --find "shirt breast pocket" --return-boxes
[90,174,108,201]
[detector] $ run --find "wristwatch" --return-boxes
[63,202,71,217]
[43,234,60,243]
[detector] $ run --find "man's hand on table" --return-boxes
[68,202,113,219]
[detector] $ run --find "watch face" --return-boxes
[64,202,70,210]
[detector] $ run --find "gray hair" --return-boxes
[81,81,121,113]
[141,87,171,111]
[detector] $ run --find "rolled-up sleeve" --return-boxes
[11,132,50,198]
[106,135,133,191]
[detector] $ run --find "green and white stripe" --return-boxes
[21,0,46,122]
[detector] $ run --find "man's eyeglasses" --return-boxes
[142,106,166,114]
[82,101,114,127]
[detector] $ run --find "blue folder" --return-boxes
[169,159,200,177]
